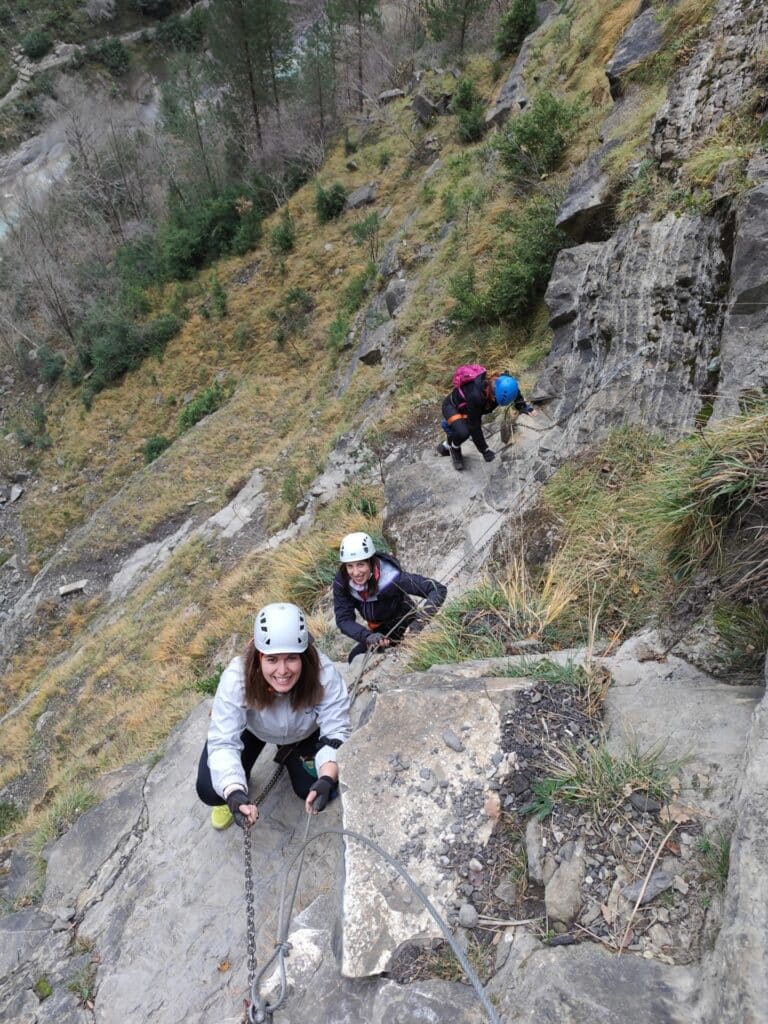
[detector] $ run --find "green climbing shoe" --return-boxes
[211,804,234,830]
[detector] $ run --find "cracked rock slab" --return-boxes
[339,669,533,977]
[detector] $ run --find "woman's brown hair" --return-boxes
[243,640,324,710]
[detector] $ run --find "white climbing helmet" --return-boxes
[253,603,308,654]
[339,531,376,563]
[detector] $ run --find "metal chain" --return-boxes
[241,762,288,1009]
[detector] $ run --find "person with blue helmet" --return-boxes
[437,368,535,471]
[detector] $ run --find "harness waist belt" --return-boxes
[446,412,468,425]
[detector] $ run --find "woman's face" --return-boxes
[346,558,372,586]
[260,653,302,694]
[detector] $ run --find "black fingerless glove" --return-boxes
[309,775,335,812]
[366,633,384,649]
[483,449,496,462]
[226,789,251,828]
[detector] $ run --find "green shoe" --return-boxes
[210,804,234,830]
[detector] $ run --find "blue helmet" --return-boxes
[494,374,519,406]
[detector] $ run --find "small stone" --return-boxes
[622,870,674,905]
[419,776,437,794]
[419,768,432,780]
[441,729,465,752]
[458,904,479,928]
[468,858,483,873]
[673,875,689,895]
[10,484,23,503]
[494,879,518,905]
[58,579,88,596]
[629,792,662,814]
[491,752,504,766]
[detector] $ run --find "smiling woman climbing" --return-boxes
[334,532,447,663]
[195,602,351,830]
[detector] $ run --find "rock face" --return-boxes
[712,170,768,419]
[339,668,533,976]
[651,0,768,169]
[484,1,559,127]
[697,686,768,1024]
[556,140,620,243]
[537,213,728,453]
[605,3,666,100]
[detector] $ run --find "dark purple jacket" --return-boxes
[333,554,447,644]
[442,374,529,452]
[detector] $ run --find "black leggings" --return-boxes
[347,611,416,663]
[196,729,321,806]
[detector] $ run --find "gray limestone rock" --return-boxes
[651,0,768,169]
[605,5,665,100]
[712,182,768,419]
[556,140,620,243]
[698,688,768,1024]
[488,931,696,1023]
[539,213,728,455]
[411,92,438,125]
[378,88,405,104]
[383,278,407,317]
[622,869,674,905]
[525,817,545,885]
[345,183,378,210]
[485,2,558,127]
[358,320,395,366]
[545,840,586,924]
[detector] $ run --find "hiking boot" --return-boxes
[436,441,450,457]
[211,804,234,830]
[450,446,464,471]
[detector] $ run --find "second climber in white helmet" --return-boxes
[196,602,351,830]
[334,532,447,663]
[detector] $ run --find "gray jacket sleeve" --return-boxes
[314,651,352,770]
[207,658,249,798]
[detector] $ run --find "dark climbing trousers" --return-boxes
[196,729,322,806]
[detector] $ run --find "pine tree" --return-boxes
[299,18,336,138]
[207,0,293,148]
[425,0,490,53]
[327,0,380,113]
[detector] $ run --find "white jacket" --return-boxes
[207,649,351,798]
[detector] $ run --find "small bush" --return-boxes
[157,190,245,280]
[495,0,537,57]
[209,273,227,318]
[451,78,486,143]
[21,29,53,60]
[0,800,22,837]
[38,345,65,385]
[328,312,350,351]
[142,435,171,464]
[449,195,566,324]
[80,311,181,397]
[350,212,380,261]
[155,10,205,50]
[315,182,347,223]
[134,0,172,14]
[87,38,130,75]
[270,287,314,346]
[342,262,376,315]
[496,90,578,181]
[178,380,232,433]
[270,209,295,255]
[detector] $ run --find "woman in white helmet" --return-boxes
[334,532,447,663]
[196,602,351,830]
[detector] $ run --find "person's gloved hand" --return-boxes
[307,775,335,813]
[226,789,254,828]
[366,633,389,650]
[523,404,535,415]
[408,615,428,635]
[483,449,496,462]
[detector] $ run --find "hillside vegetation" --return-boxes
[0,0,766,863]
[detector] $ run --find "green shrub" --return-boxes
[80,311,181,396]
[158,191,244,280]
[496,90,578,181]
[350,212,380,261]
[87,38,130,75]
[155,10,205,50]
[342,262,376,315]
[0,800,22,837]
[449,195,566,324]
[315,183,347,223]
[495,0,537,56]
[134,0,172,14]
[231,201,262,255]
[270,209,295,255]
[457,105,485,143]
[178,380,233,433]
[142,435,171,464]
[270,287,314,346]
[21,29,53,60]
[38,345,65,385]
[328,312,350,351]
[209,273,227,318]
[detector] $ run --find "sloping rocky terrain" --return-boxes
[1,0,768,1021]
